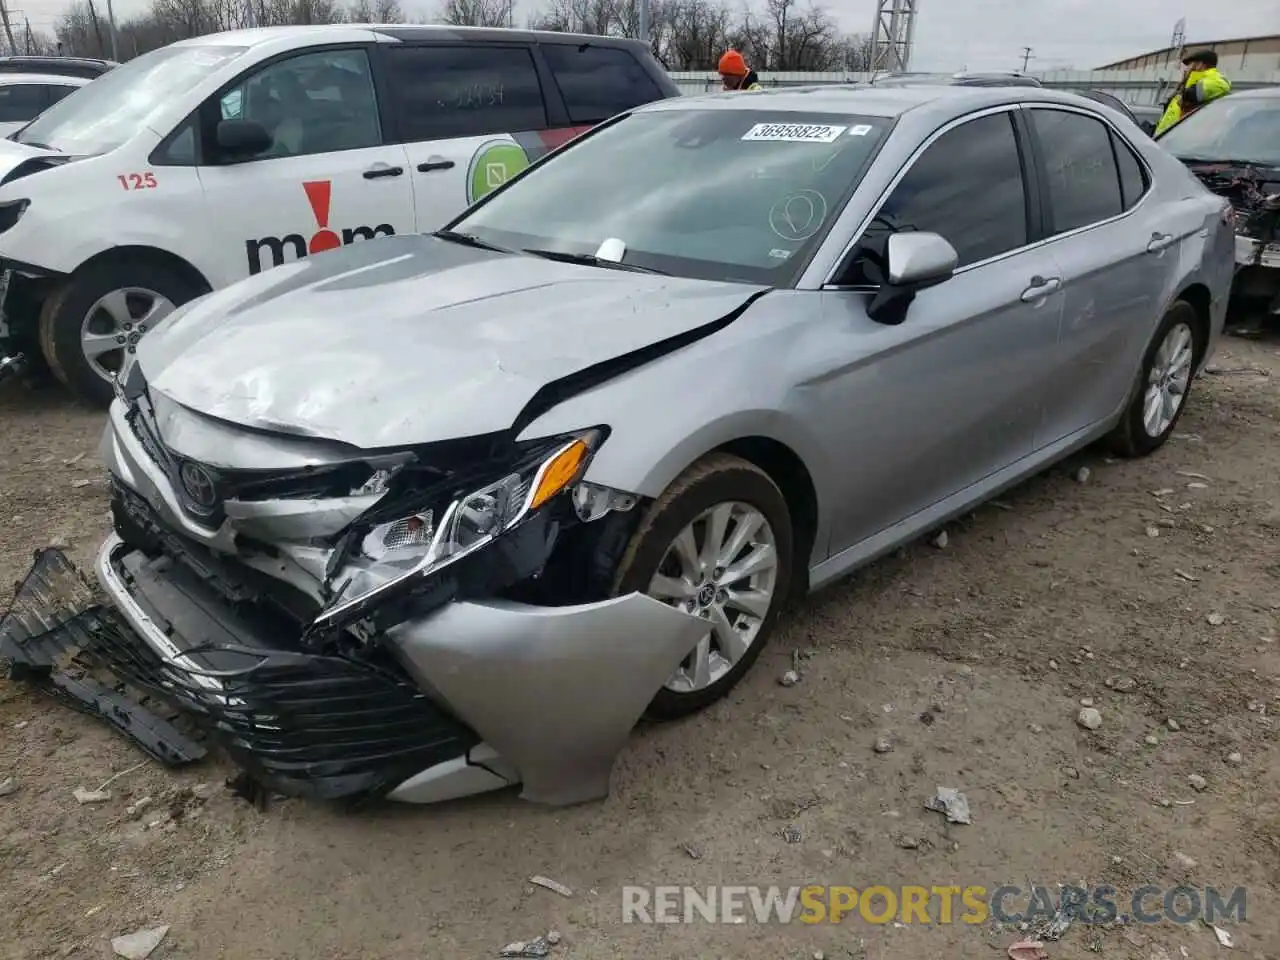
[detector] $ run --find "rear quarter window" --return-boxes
[540,44,663,124]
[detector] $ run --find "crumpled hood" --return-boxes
[138,234,768,449]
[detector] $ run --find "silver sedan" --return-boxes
[63,84,1238,807]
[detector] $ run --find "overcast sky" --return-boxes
[10,0,1279,71]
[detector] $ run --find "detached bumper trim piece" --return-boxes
[95,535,482,801]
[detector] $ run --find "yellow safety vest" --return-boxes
[1155,68,1231,136]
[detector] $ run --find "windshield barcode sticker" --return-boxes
[741,123,847,143]
[848,124,873,136]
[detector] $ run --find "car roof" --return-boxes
[0,55,115,66]
[636,83,1106,120]
[1229,85,1280,100]
[170,22,653,52]
[0,73,89,86]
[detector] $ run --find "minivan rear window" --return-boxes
[541,44,662,124]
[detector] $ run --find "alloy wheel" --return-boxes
[646,501,779,693]
[80,287,175,383]
[1142,321,1194,438]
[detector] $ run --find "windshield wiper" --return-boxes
[521,248,668,275]
[432,229,512,253]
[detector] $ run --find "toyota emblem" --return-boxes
[179,461,217,509]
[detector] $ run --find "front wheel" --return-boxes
[39,260,203,406]
[612,454,794,721]
[1107,300,1202,458]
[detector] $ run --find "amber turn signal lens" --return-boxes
[529,439,590,510]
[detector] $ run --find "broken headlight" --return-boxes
[310,429,604,635]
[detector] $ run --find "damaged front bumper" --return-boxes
[91,533,706,806]
[5,390,710,807]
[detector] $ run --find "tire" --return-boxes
[39,259,203,407]
[611,453,794,721]
[1107,300,1203,458]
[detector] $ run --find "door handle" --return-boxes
[1020,275,1062,302]
[1146,232,1176,253]
[362,165,404,179]
[417,159,456,173]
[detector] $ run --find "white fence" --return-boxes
[668,66,1280,106]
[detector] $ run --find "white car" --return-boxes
[0,24,680,404]
[0,73,88,137]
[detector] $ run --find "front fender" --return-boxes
[515,320,835,558]
[0,149,220,286]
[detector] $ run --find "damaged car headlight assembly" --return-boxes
[310,429,606,636]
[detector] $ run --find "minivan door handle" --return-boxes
[362,164,404,179]
[1020,275,1062,302]
[417,158,456,173]
[1146,232,1176,253]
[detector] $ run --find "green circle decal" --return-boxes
[467,140,531,203]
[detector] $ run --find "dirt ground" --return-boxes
[2,332,1278,960]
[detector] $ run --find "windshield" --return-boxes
[16,44,247,154]
[1158,95,1280,167]
[452,109,890,284]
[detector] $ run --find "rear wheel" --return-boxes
[1107,300,1202,458]
[39,260,203,406]
[612,454,794,720]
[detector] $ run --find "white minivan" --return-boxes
[0,24,679,404]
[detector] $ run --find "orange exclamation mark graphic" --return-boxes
[304,180,342,254]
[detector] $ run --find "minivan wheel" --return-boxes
[1107,301,1202,458]
[612,454,794,721]
[39,261,202,406]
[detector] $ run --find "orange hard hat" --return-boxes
[718,49,749,77]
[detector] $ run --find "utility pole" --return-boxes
[105,0,119,61]
[0,0,15,55]
[638,0,649,48]
[1020,46,1033,72]
[23,15,31,53]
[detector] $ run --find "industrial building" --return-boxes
[1095,34,1280,74]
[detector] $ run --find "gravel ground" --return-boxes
[1,333,1278,960]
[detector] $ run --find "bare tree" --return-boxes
[347,0,404,22]
[439,0,513,27]
[49,0,850,68]
[663,0,732,70]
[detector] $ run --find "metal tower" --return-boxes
[869,0,919,73]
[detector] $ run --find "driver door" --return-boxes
[194,46,415,287]
[813,109,1065,556]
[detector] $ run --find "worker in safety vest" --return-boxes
[1154,49,1232,136]
[718,50,763,91]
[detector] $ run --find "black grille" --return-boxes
[84,608,480,801]
[2,547,480,801]
[0,548,206,766]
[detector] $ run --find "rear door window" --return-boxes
[0,83,47,122]
[1030,108,1124,233]
[385,44,547,141]
[540,44,662,124]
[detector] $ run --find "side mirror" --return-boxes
[215,118,272,159]
[867,231,959,325]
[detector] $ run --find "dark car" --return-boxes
[0,56,117,80]
[1156,86,1280,319]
